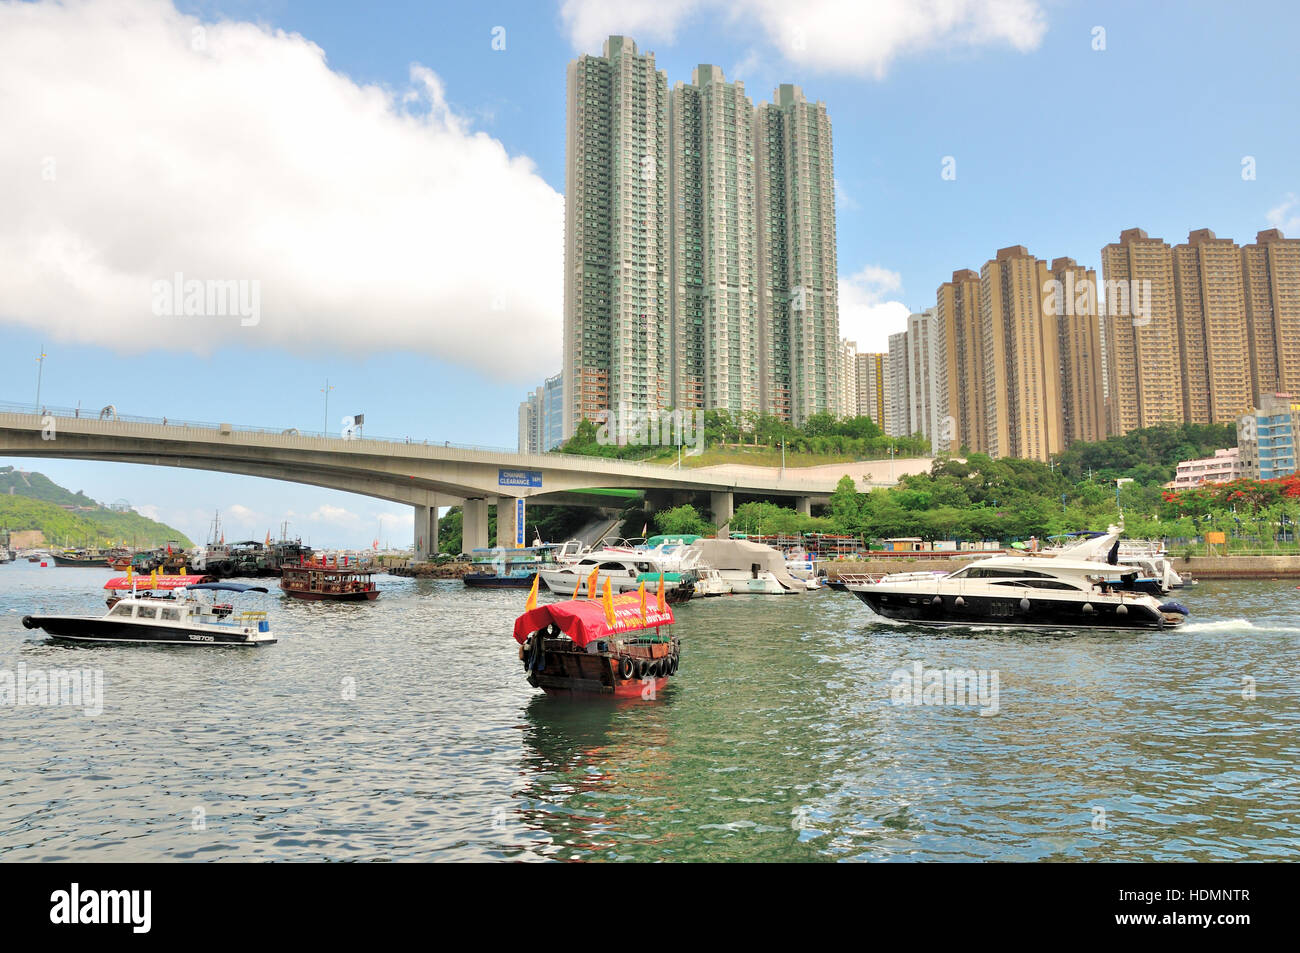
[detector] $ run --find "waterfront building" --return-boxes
[1100,228,1183,436]
[1237,392,1300,480]
[1172,229,1252,425]
[886,330,910,437]
[934,268,983,455]
[1169,447,1242,489]
[978,247,1063,462]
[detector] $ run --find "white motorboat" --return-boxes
[842,552,1188,630]
[22,582,275,646]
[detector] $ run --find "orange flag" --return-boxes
[656,572,666,612]
[570,575,582,599]
[586,566,599,599]
[602,577,616,627]
[525,572,539,612]
[638,580,647,622]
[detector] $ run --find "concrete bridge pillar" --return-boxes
[462,498,489,554]
[413,504,431,561]
[497,497,521,549]
[795,496,812,517]
[710,490,734,535]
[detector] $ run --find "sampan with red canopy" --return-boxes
[513,592,674,649]
[514,590,680,698]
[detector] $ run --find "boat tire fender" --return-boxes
[618,657,635,680]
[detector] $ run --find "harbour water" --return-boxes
[1,561,1297,861]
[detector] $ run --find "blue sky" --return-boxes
[2,0,1298,547]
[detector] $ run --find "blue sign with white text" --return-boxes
[498,469,542,488]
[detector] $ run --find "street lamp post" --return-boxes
[321,379,334,435]
[35,345,46,410]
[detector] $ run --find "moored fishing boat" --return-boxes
[514,577,680,698]
[51,548,110,568]
[22,581,274,646]
[280,559,380,601]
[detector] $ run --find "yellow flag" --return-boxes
[602,577,615,627]
[638,580,647,622]
[587,566,599,599]
[150,568,157,588]
[570,575,581,599]
[524,572,539,612]
[656,572,666,612]
[126,565,133,583]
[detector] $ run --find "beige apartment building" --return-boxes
[1099,228,1183,436]
[979,246,1064,461]
[1172,229,1252,425]
[934,268,984,455]
[1242,228,1300,402]
[1050,257,1106,445]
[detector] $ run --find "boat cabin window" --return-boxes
[992,580,1081,591]
[109,603,133,617]
[961,567,1054,579]
[135,605,157,619]
[599,562,628,572]
[160,607,182,621]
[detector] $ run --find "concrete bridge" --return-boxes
[0,404,925,556]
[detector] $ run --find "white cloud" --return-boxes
[838,265,910,352]
[1266,193,1300,234]
[561,0,1047,77]
[0,0,562,382]
[560,0,703,52]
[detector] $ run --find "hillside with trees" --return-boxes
[0,467,192,548]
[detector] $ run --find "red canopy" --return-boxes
[513,593,674,649]
[103,574,211,591]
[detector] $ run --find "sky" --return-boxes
[2,0,1299,547]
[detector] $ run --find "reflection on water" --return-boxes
[1,562,1297,861]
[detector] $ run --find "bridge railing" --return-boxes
[0,400,690,474]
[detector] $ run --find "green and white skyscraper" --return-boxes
[563,36,668,439]
[565,39,839,435]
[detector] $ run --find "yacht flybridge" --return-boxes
[842,553,1188,630]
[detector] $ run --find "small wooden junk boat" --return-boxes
[513,578,680,698]
[280,559,380,601]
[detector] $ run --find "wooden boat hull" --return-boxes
[280,588,380,601]
[51,555,110,568]
[523,637,679,698]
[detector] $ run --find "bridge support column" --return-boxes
[710,491,734,536]
[795,496,812,517]
[413,504,432,561]
[462,498,489,554]
[497,497,521,549]
[430,506,439,556]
